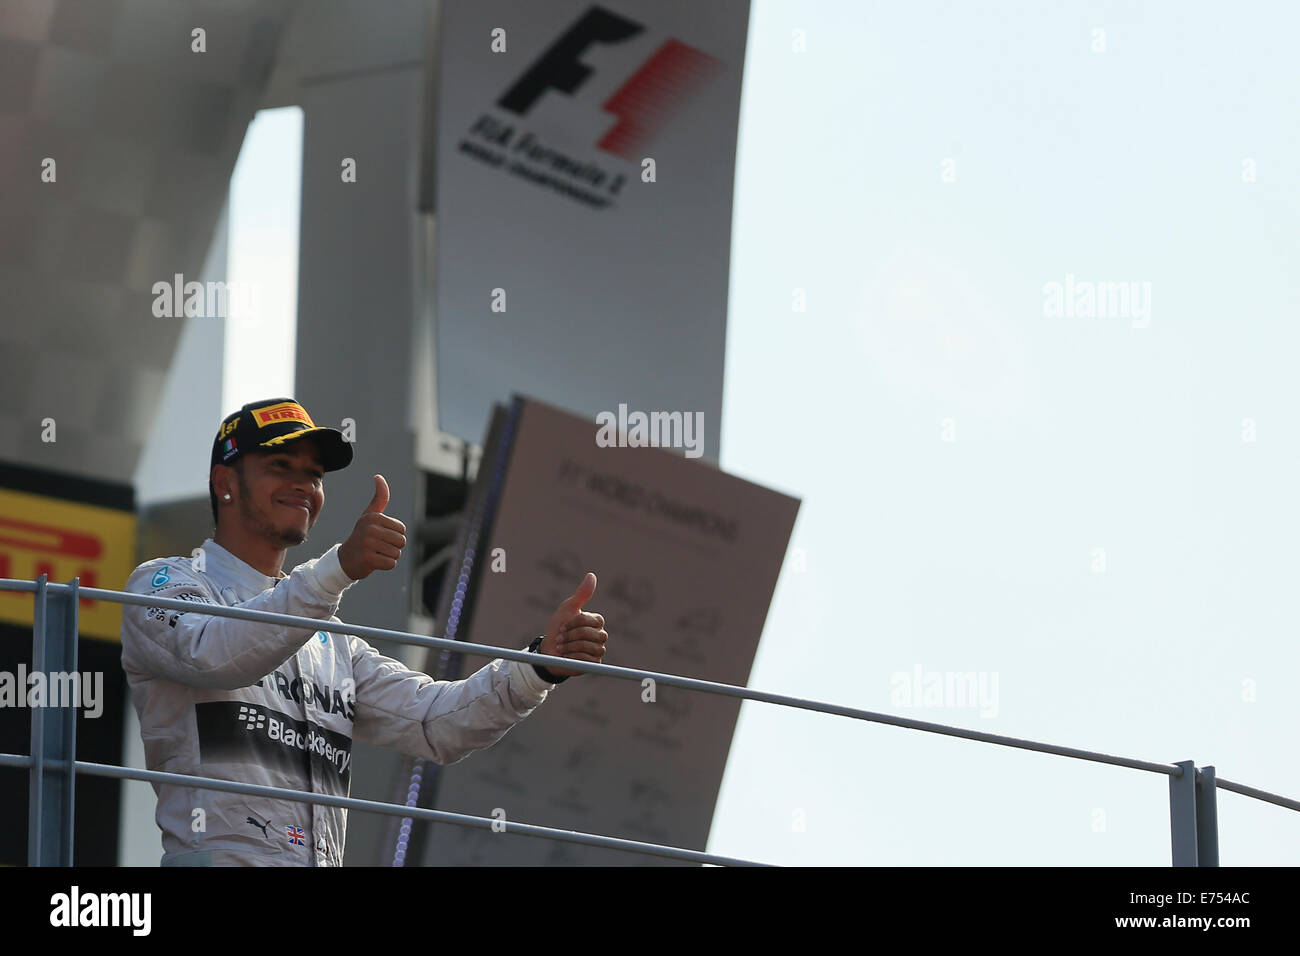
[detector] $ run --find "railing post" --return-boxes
[26,575,79,866]
[1196,765,1219,866]
[1169,759,1198,866]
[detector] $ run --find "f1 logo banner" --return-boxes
[429,0,749,464]
[496,6,723,161]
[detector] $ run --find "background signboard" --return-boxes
[429,0,751,464]
[419,397,798,864]
[0,461,134,865]
[0,483,137,642]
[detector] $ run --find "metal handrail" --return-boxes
[1215,777,1300,814]
[0,580,1192,776]
[3,576,1298,866]
[0,754,766,866]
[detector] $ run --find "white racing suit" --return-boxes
[119,538,555,866]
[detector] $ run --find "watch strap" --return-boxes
[526,635,569,684]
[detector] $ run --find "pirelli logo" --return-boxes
[253,402,313,428]
[0,488,136,642]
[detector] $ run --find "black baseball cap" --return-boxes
[210,397,353,472]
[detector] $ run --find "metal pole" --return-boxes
[26,575,46,866]
[1169,759,1198,866]
[61,578,79,863]
[1196,765,1219,866]
[26,574,78,866]
[53,759,772,867]
[1214,776,1300,812]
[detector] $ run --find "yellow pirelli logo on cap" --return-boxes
[252,402,314,428]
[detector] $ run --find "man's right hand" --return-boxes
[338,475,406,581]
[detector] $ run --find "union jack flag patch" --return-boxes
[285,825,306,846]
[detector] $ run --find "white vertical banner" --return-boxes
[430,0,750,463]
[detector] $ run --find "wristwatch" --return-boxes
[526,635,569,684]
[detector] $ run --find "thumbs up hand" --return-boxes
[536,573,608,677]
[338,475,407,581]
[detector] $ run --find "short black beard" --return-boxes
[271,524,308,549]
[237,473,309,549]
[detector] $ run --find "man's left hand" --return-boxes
[538,572,608,677]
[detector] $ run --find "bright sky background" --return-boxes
[225,107,301,408]
[132,107,300,506]
[711,0,1300,864]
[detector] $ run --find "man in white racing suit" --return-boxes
[120,397,609,866]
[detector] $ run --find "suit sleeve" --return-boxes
[120,545,357,690]
[349,637,555,765]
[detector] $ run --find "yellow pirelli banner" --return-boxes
[0,483,137,642]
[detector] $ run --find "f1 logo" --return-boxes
[497,4,722,159]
